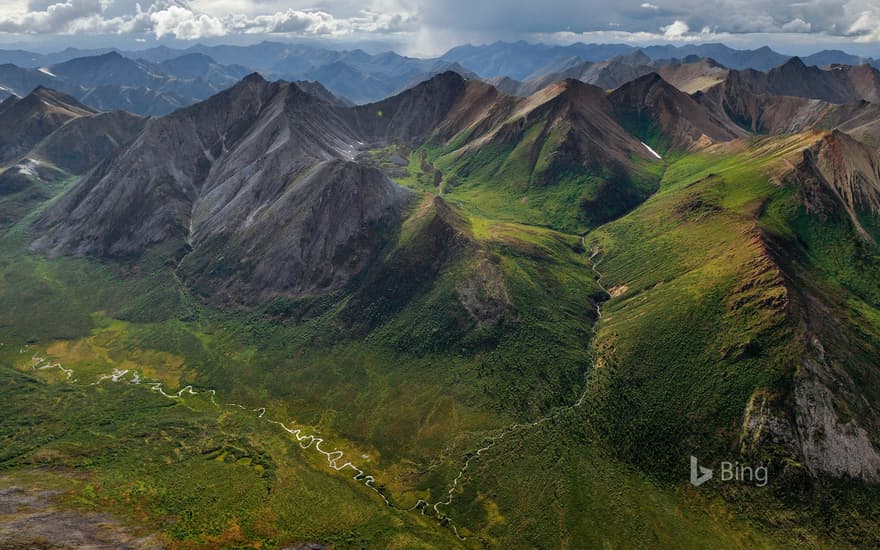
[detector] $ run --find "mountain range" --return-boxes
[1,40,880,549]
[0,40,879,111]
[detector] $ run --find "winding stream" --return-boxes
[18,241,609,544]
[23,352,392,504]
[419,237,609,538]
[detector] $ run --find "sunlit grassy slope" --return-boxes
[395,122,664,234]
[584,133,880,477]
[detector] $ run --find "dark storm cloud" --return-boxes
[417,0,864,35]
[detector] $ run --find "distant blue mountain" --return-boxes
[0,40,878,111]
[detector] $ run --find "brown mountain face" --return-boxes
[0,87,144,227]
[414,78,667,229]
[430,78,513,141]
[31,110,145,174]
[0,86,95,165]
[694,56,880,141]
[609,72,745,153]
[695,76,809,134]
[697,75,880,145]
[739,130,880,482]
[721,57,880,104]
[812,101,880,146]
[790,130,880,242]
[348,70,468,145]
[515,79,658,173]
[439,78,656,175]
[656,57,729,94]
[491,56,730,98]
[483,52,655,96]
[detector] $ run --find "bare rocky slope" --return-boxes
[490,54,730,97]
[30,73,471,304]
[0,87,95,165]
[434,76,677,179]
[30,110,145,174]
[715,56,880,105]
[609,72,745,152]
[793,130,880,241]
[0,87,145,226]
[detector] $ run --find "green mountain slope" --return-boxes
[402,79,664,233]
[429,131,880,547]
[586,131,880,481]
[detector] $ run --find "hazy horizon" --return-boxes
[0,0,878,58]
[2,36,880,63]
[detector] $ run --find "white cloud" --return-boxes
[661,19,688,38]
[0,0,103,33]
[229,10,335,34]
[640,3,660,10]
[781,17,811,33]
[0,0,417,39]
[848,11,880,42]
[150,4,224,39]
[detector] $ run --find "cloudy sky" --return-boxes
[0,0,879,56]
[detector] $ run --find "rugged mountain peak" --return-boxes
[410,70,467,91]
[507,78,618,135]
[791,129,880,241]
[0,93,17,114]
[31,73,453,303]
[540,78,608,107]
[716,55,880,105]
[350,70,468,145]
[242,71,266,84]
[0,85,95,164]
[781,56,808,70]
[655,57,730,94]
[429,78,508,141]
[618,49,652,66]
[626,71,665,87]
[293,80,353,107]
[609,72,743,151]
[26,85,93,112]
